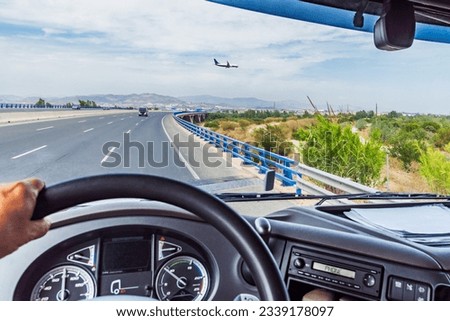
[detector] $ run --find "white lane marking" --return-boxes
[101,147,117,164]
[107,121,113,125]
[126,130,131,134]
[120,118,125,121]
[12,145,47,160]
[36,126,54,131]
[136,122,139,126]
[78,120,86,123]
[99,117,104,119]
[161,115,200,180]
[83,128,94,133]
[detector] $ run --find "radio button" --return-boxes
[293,258,305,269]
[363,274,376,287]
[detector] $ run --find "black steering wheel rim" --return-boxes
[33,174,289,301]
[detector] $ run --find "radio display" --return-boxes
[312,262,356,279]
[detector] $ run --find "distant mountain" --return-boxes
[0,93,183,107]
[179,95,301,109]
[0,95,28,102]
[53,93,184,106]
[179,95,271,108]
[1,93,302,109]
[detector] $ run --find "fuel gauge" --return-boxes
[156,256,209,301]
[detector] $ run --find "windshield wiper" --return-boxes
[216,191,450,204]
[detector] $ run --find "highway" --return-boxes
[0,111,257,188]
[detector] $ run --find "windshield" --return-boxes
[1,0,449,201]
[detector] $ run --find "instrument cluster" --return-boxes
[14,227,212,301]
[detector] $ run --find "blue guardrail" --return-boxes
[174,114,302,192]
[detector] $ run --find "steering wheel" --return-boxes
[32,174,289,301]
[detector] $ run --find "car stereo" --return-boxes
[287,247,383,299]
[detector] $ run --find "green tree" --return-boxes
[35,98,45,107]
[389,133,423,171]
[295,116,385,186]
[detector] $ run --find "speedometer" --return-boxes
[30,265,96,301]
[156,256,209,301]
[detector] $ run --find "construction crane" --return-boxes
[306,96,319,114]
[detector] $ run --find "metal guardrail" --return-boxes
[0,103,69,109]
[173,114,378,196]
[174,115,297,187]
[296,163,378,195]
[0,103,119,110]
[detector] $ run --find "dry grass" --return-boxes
[376,157,431,193]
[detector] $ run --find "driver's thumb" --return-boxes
[28,219,51,241]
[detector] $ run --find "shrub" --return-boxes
[433,127,450,148]
[238,119,251,130]
[389,135,423,171]
[296,115,385,186]
[419,147,450,194]
[221,121,239,131]
[355,119,368,131]
[253,125,293,156]
[204,120,220,130]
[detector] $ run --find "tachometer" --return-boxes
[156,256,209,301]
[30,265,96,301]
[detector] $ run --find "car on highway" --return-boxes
[138,107,148,117]
[0,0,450,304]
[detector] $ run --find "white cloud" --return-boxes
[0,0,449,113]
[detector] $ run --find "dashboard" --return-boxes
[15,228,212,301]
[2,199,450,301]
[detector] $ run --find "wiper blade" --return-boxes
[216,192,302,202]
[216,191,450,203]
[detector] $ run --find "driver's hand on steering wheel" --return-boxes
[0,178,50,259]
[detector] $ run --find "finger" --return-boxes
[27,219,51,241]
[24,178,45,194]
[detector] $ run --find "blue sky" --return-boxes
[0,0,449,114]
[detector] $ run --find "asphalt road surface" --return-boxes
[0,111,257,188]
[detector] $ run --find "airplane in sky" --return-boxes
[214,59,238,68]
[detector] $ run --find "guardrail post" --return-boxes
[215,133,221,148]
[296,172,303,195]
[242,145,252,165]
[258,150,267,174]
[207,129,214,144]
[282,160,295,187]
[223,137,229,153]
[231,141,239,157]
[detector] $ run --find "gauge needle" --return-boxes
[164,267,187,287]
[60,268,67,301]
